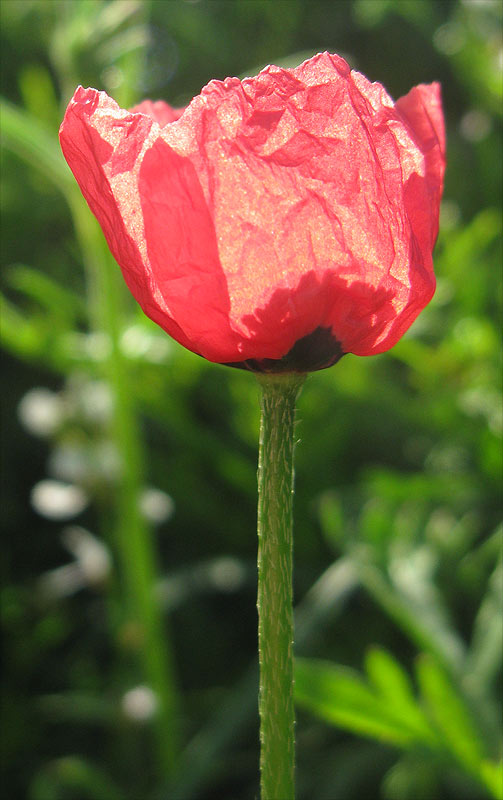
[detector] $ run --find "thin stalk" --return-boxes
[256,372,306,800]
[69,196,179,777]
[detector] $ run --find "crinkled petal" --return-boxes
[60,53,445,370]
[130,99,185,126]
[157,53,443,357]
[60,87,241,362]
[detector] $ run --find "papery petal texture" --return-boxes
[60,52,445,371]
[130,99,185,127]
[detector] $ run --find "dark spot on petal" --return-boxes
[223,326,344,373]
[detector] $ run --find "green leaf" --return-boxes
[18,64,61,128]
[0,294,47,362]
[479,760,503,800]
[438,209,501,283]
[296,652,500,797]
[6,264,86,323]
[382,753,442,800]
[318,490,346,547]
[29,756,122,800]
[365,647,415,704]
[365,647,444,749]
[466,552,503,689]
[416,654,484,772]
[356,558,466,675]
[295,658,429,748]
[0,98,75,195]
[365,648,438,747]
[37,692,115,724]
[0,293,87,371]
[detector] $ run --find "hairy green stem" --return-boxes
[256,373,306,800]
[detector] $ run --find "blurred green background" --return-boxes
[1,1,501,799]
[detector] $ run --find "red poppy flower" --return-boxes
[60,52,445,372]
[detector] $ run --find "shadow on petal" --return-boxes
[225,270,398,372]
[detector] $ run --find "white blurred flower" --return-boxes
[38,563,83,599]
[139,488,174,524]
[122,685,158,722]
[121,324,153,357]
[78,380,114,423]
[49,440,121,484]
[63,331,112,362]
[121,324,172,363]
[49,443,89,484]
[38,527,111,599]
[207,556,246,592]
[18,388,65,437]
[433,22,465,55]
[94,441,122,479]
[64,376,114,425]
[62,526,111,585]
[460,109,492,142]
[30,480,88,520]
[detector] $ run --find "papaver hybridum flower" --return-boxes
[60,52,445,372]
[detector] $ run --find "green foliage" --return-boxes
[1,1,501,799]
[296,648,502,798]
[296,651,439,749]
